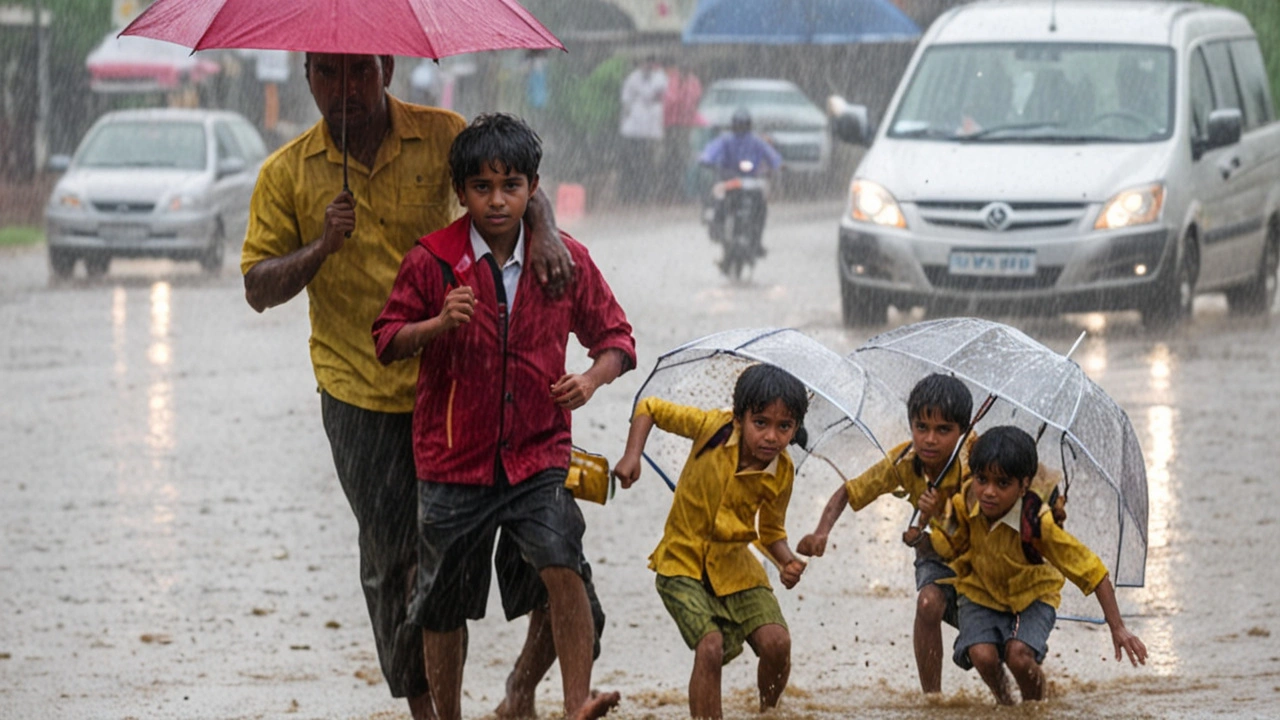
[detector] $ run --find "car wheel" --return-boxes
[49,248,76,279]
[1225,218,1278,315]
[840,277,888,327]
[200,223,225,274]
[1141,231,1197,330]
[84,254,111,278]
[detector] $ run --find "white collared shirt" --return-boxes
[469,221,524,308]
[995,500,1022,532]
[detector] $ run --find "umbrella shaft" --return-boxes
[342,60,349,193]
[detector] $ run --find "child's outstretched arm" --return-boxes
[796,485,848,557]
[551,348,627,410]
[1094,575,1148,667]
[613,410,656,489]
[767,539,806,589]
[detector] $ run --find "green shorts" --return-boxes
[655,574,787,665]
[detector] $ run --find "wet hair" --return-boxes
[907,373,973,430]
[448,113,542,190]
[732,364,809,448]
[970,425,1038,482]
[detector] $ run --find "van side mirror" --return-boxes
[48,154,71,173]
[1206,108,1242,149]
[216,156,247,179]
[827,95,871,146]
[1195,108,1242,159]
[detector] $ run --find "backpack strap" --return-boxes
[694,421,735,459]
[437,257,456,287]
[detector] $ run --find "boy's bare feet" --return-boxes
[571,690,621,720]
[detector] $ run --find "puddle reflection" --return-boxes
[111,287,128,377]
[147,282,174,456]
[1136,336,1180,673]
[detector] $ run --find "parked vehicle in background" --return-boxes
[85,31,221,94]
[695,78,831,175]
[45,108,267,278]
[829,0,1280,328]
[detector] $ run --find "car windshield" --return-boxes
[706,87,811,108]
[77,121,207,170]
[889,43,1174,143]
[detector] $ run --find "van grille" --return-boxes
[92,201,156,214]
[915,200,1086,231]
[924,265,1062,291]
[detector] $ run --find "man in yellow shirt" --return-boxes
[240,53,572,720]
[796,373,972,694]
[921,426,1147,705]
[613,364,809,720]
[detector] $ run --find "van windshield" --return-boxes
[888,43,1174,143]
[77,121,207,170]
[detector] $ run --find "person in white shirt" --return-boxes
[618,57,668,204]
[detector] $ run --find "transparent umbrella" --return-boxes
[633,327,898,490]
[854,318,1148,591]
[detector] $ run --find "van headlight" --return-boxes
[850,179,906,228]
[1095,184,1164,230]
[52,190,85,211]
[165,193,202,212]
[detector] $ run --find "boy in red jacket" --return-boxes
[373,113,634,720]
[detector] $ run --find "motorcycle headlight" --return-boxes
[850,179,906,228]
[1095,184,1164,230]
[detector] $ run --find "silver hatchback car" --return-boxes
[830,0,1280,328]
[45,108,266,278]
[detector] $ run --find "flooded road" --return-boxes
[2,199,1277,719]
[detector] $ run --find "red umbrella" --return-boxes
[120,0,564,188]
[120,0,563,57]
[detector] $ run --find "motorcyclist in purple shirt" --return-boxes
[700,108,783,180]
[699,108,782,257]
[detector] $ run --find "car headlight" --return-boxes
[850,179,906,228]
[1095,184,1164,230]
[52,191,85,211]
[165,193,202,212]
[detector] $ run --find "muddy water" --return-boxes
[1,201,1277,719]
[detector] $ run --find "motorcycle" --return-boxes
[707,159,768,280]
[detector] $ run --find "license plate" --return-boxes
[948,250,1036,277]
[100,224,149,242]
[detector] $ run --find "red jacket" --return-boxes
[372,216,636,486]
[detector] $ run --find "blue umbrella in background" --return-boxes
[683,0,921,45]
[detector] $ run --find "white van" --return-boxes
[830,0,1280,328]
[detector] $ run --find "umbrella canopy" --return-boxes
[121,0,563,191]
[854,318,1148,591]
[683,0,920,45]
[120,0,564,57]
[633,327,899,488]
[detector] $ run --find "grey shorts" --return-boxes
[953,597,1056,670]
[913,548,959,628]
[497,532,607,659]
[410,465,586,633]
